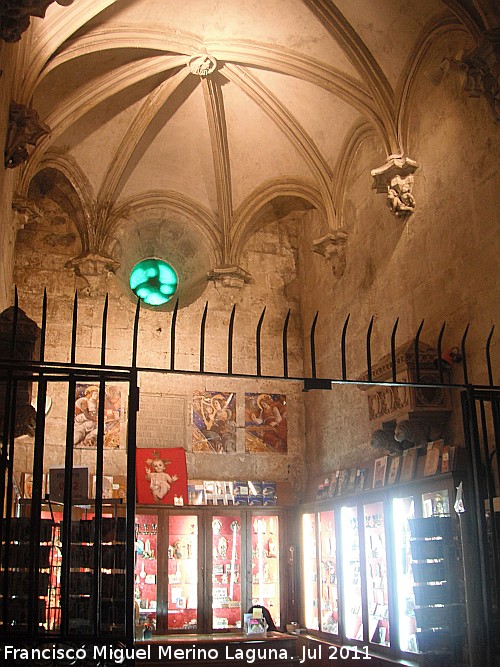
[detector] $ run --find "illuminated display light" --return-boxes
[129,258,178,305]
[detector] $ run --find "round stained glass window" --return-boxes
[129,258,178,306]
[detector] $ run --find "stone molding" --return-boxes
[312,230,348,278]
[0,0,73,43]
[371,155,418,219]
[207,265,251,288]
[4,103,50,169]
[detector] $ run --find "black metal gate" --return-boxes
[461,388,500,667]
[0,290,497,665]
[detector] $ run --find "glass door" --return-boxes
[135,514,158,634]
[251,514,280,628]
[341,505,362,641]
[364,500,390,646]
[318,510,338,635]
[167,514,198,630]
[392,495,417,652]
[211,514,242,629]
[302,512,319,630]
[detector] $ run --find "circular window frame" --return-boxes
[129,257,179,306]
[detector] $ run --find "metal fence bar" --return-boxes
[341,314,349,381]
[256,307,266,377]
[169,299,179,371]
[228,305,236,375]
[282,309,290,379]
[486,325,495,387]
[436,321,446,385]
[461,323,470,385]
[366,316,374,383]
[199,302,208,373]
[414,319,424,384]
[390,317,399,384]
[310,311,319,378]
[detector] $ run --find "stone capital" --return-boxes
[207,265,251,288]
[4,103,50,169]
[371,155,418,219]
[312,230,348,278]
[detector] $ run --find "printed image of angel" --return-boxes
[192,391,236,453]
[245,393,287,453]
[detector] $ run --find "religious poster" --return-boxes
[192,391,236,453]
[136,448,188,505]
[74,383,122,449]
[244,393,287,453]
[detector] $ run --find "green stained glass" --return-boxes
[129,258,178,305]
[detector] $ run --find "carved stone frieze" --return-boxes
[371,155,418,219]
[207,265,251,288]
[4,103,50,169]
[359,340,452,433]
[0,0,73,43]
[188,53,218,77]
[441,29,500,121]
[312,230,348,278]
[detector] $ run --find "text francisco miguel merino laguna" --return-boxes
[2,643,372,662]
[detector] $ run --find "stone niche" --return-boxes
[359,341,453,454]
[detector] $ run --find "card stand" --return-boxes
[410,516,462,657]
[68,517,126,636]
[0,518,55,631]
[408,517,452,539]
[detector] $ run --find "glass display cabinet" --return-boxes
[211,514,242,629]
[300,475,463,661]
[135,513,158,633]
[136,506,289,634]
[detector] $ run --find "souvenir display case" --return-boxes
[251,514,280,627]
[300,475,463,661]
[318,510,338,634]
[135,513,158,632]
[167,514,198,631]
[211,514,242,629]
[136,506,289,634]
[301,512,319,630]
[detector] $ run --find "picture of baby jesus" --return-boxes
[145,455,178,502]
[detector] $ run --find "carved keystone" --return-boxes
[188,53,218,77]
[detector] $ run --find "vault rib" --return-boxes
[97,68,192,208]
[34,28,381,131]
[223,63,337,230]
[18,0,117,105]
[21,55,189,191]
[302,0,398,153]
[202,77,233,264]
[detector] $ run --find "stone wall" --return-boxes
[12,200,308,500]
[298,30,500,482]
